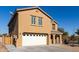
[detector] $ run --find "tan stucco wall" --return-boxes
[18,9,58,34]
[52,21,58,31]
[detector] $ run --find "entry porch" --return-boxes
[51,31,63,44]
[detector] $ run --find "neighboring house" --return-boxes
[8,7,63,48]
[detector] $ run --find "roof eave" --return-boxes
[16,7,57,24]
[8,7,57,26]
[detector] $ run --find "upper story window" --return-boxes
[38,17,42,26]
[31,16,36,25]
[52,24,55,30]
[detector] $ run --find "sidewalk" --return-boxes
[5,45,16,52]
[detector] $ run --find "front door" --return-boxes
[55,35,60,44]
[56,37,60,44]
[13,38,16,46]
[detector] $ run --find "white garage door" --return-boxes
[22,34,47,46]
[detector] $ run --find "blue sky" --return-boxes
[0,6,79,35]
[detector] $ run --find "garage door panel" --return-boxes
[22,34,47,46]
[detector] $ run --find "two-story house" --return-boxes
[8,7,63,48]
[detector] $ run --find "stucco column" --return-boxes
[48,34,52,45]
[60,35,62,44]
[16,33,22,48]
[53,34,55,44]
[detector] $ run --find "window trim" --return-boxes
[52,24,55,31]
[38,17,42,26]
[31,15,36,25]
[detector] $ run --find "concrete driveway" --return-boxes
[5,45,73,52]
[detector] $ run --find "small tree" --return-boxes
[70,34,75,41]
[75,29,79,35]
[70,34,76,46]
[3,33,7,36]
[58,28,69,44]
[75,29,79,45]
[58,28,64,33]
[63,32,69,38]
